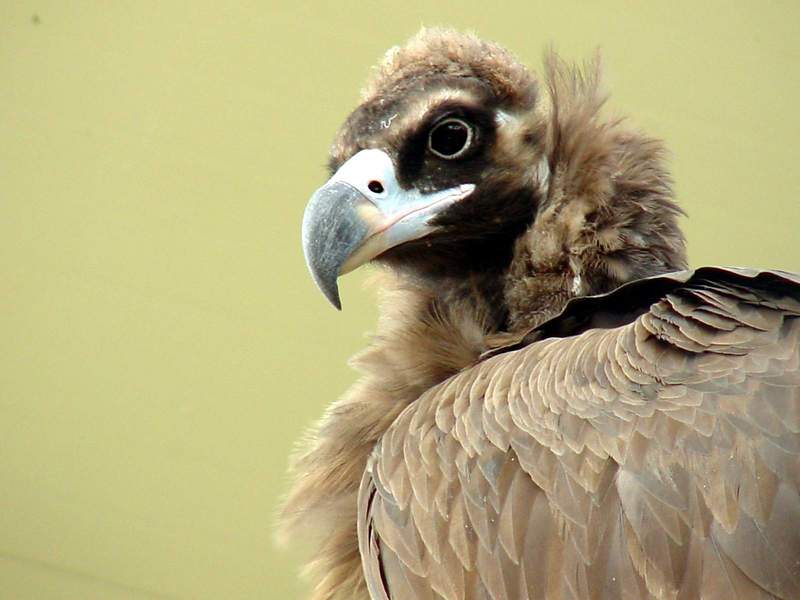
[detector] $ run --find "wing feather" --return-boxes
[359,269,800,599]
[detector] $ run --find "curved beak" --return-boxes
[301,149,474,309]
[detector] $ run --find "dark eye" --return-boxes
[428,118,473,159]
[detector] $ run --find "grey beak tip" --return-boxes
[324,284,343,311]
[305,260,343,311]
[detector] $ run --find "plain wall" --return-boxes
[2,2,798,598]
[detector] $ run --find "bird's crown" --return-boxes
[362,28,537,110]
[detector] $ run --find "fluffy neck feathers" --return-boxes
[504,54,686,330]
[280,277,493,600]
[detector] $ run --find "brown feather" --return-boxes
[505,52,686,331]
[360,269,800,600]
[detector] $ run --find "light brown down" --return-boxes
[281,29,800,600]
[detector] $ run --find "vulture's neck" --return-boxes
[364,270,509,387]
[280,272,514,600]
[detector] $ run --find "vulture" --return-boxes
[280,29,800,600]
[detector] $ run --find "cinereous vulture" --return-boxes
[280,29,800,600]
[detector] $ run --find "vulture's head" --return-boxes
[302,29,686,328]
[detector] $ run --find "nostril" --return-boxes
[367,180,384,194]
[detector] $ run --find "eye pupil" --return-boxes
[429,118,472,159]
[367,180,384,194]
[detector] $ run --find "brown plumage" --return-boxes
[281,29,800,600]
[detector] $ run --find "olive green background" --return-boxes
[1,1,798,599]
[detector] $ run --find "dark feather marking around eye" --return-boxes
[395,103,496,187]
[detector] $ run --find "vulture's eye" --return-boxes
[428,118,473,159]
